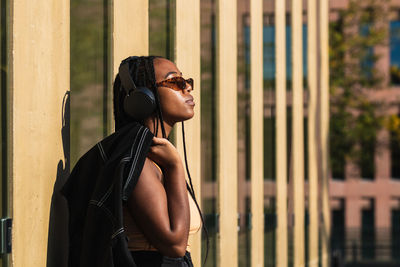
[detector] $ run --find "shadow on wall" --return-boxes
[46,91,70,267]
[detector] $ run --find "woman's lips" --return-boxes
[185,98,195,106]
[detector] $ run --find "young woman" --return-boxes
[113,56,203,267]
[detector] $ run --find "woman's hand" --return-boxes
[147,137,181,170]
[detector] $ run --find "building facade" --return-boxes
[327,0,400,264]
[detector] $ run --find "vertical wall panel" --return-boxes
[112,0,148,77]
[112,0,147,133]
[274,0,288,266]
[291,0,305,266]
[307,0,319,266]
[175,0,202,265]
[217,0,238,266]
[0,0,11,265]
[320,0,331,266]
[11,0,70,266]
[250,0,264,266]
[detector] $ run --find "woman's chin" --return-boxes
[185,110,195,120]
[173,112,195,123]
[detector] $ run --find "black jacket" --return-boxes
[61,122,154,267]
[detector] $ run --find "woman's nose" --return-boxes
[184,84,193,93]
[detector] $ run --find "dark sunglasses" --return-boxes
[156,77,194,91]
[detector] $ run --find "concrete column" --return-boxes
[374,1,390,86]
[11,0,69,266]
[375,129,391,179]
[216,0,238,266]
[275,0,288,265]
[375,196,391,261]
[345,198,361,262]
[250,0,264,266]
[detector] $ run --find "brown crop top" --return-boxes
[122,159,201,252]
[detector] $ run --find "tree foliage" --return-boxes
[329,0,389,176]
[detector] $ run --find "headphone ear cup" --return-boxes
[123,87,156,120]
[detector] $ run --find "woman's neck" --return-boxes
[144,116,174,138]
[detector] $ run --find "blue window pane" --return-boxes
[285,25,309,81]
[263,26,276,80]
[244,26,250,64]
[390,20,400,85]
[286,26,291,80]
[262,25,308,81]
[390,21,400,67]
[245,25,308,83]
[360,24,374,79]
[303,25,308,77]
[244,25,250,89]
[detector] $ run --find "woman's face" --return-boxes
[153,58,195,124]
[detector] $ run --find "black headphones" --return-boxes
[118,57,156,120]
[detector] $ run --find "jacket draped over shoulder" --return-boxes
[61,122,154,267]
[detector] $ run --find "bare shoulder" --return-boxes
[128,157,165,208]
[141,157,163,182]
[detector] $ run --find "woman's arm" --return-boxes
[126,137,190,257]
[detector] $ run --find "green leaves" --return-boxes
[329,0,389,174]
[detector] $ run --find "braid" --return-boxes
[133,57,141,86]
[112,74,122,129]
[147,56,167,138]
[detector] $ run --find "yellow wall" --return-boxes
[250,0,264,266]
[275,0,289,265]
[11,0,69,266]
[216,0,238,266]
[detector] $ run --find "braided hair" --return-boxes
[113,56,209,263]
[113,56,165,137]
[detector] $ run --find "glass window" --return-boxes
[238,3,251,266]
[246,20,308,89]
[264,116,276,180]
[201,1,218,266]
[304,208,309,264]
[390,20,400,85]
[70,0,111,166]
[264,197,276,267]
[392,209,400,260]
[262,13,276,183]
[260,22,308,88]
[361,200,375,260]
[284,24,308,85]
[331,199,345,260]
[263,23,275,88]
[391,127,400,179]
[360,23,374,81]
[262,2,279,267]
[149,0,176,141]
[149,0,175,60]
